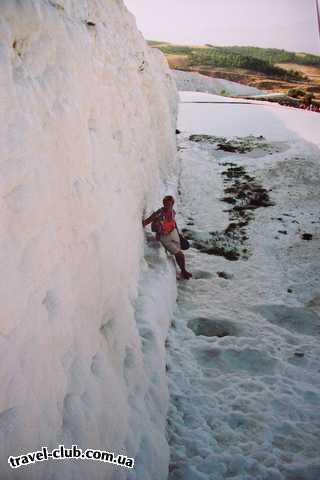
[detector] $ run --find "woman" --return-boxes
[142,195,192,280]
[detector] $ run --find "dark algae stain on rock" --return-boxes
[182,228,243,261]
[183,134,276,261]
[189,134,274,155]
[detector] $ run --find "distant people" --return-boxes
[142,195,192,280]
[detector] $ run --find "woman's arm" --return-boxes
[142,211,157,228]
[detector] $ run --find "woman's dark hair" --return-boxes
[163,195,174,204]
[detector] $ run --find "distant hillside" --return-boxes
[148,41,320,81]
[204,45,320,67]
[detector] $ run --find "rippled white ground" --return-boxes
[167,92,320,480]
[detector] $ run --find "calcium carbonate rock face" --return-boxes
[173,69,264,96]
[0,1,178,479]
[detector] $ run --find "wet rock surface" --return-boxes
[182,138,274,261]
[194,347,278,375]
[188,317,238,338]
[168,94,320,480]
[254,304,320,336]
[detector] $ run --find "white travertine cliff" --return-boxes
[0,1,178,479]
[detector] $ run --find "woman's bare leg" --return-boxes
[175,251,192,279]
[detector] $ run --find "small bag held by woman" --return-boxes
[178,233,190,250]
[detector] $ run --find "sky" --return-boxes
[124,0,320,55]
